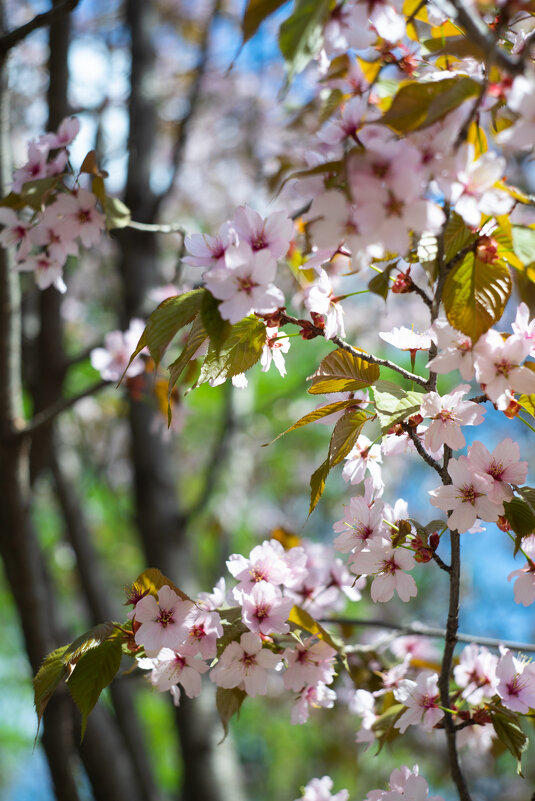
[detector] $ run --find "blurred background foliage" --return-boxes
[1,2,535,801]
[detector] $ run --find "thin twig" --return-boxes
[0,0,80,55]
[127,220,186,235]
[432,550,452,574]
[410,281,433,311]
[321,617,535,654]
[16,379,108,438]
[276,312,429,388]
[401,423,449,482]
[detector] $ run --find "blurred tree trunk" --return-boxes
[116,2,245,800]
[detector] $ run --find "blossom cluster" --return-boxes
[294,765,445,801]
[0,116,105,291]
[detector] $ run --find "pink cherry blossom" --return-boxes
[0,208,33,259]
[429,456,502,533]
[443,145,513,227]
[138,647,209,697]
[134,586,196,654]
[54,188,106,248]
[12,141,50,192]
[473,328,535,410]
[282,637,337,692]
[342,435,383,492]
[261,327,290,376]
[227,538,306,593]
[496,73,535,150]
[380,764,445,801]
[496,649,535,713]
[204,241,284,324]
[420,384,485,452]
[232,205,293,259]
[240,582,293,635]
[333,496,387,554]
[394,673,443,733]
[426,319,474,380]
[453,644,498,704]
[184,609,223,659]
[16,252,66,292]
[40,116,80,149]
[209,631,280,697]
[294,776,349,801]
[466,438,528,503]
[291,682,337,725]
[508,535,535,607]
[303,268,345,340]
[183,221,233,269]
[350,541,417,603]
[90,319,146,382]
[511,301,535,355]
[30,205,79,266]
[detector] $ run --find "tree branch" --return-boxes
[17,379,108,438]
[401,422,450,482]
[0,0,80,55]
[323,617,535,654]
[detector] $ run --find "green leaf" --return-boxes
[243,0,287,43]
[328,409,368,467]
[307,348,380,394]
[63,621,118,664]
[368,263,396,300]
[122,289,206,377]
[33,645,70,736]
[105,196,131,230]
[67,636,123,740]
[422,35,486,60]
[132,567,191,601]
[444,212,476,264]
[215,687,247,741]
[516,486,535,512]
[512,226,535,267]
[309,457,330,515]
[167,314,208,399]
[266,398,361,445]
[443,253,512,343]
[1,177,59,211]
[288,606,339,652]
[491,707,528,775]
[279,0,330,79]
[200,292,231,355]
[197,316,266,385]
[518,394,535,418]
[503,498,535,555]
[379,76,481,134]
[374,387,423,433]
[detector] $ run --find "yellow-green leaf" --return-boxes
[288,606,339,652]
[266,398,361,446]
[243,0,287,43]
[328,409,368,467]
[518,394,535,417]
[379,77,481,134]
[197,316,266,385]
[443,253,512,343]
[279,0,330,80]
[308,348,380,394]
[33,645,70,736]
[105,195,131,230]
[374,387,424,433]
[309,457,330,515]
[132,567,191,601]
[167,314,207,400]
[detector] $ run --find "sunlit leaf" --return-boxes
[443,253,512,343]
[200,292,231,354]
[444,212,476,264]
[279,0,330,79]
[374,387,423,432]
[67,635,123,740]
[132,567,191,601]
[288,606,339,652]
[197,316,266,385]
[328,409,368,466]
[368,263,397,300]
[307,348,380,394]
[309,457,330,514]
[167,314,207,400]
[491,707,528,775]
[379,77,480,134]
[512,226,535,267]
[105,196,131,230]
[266,398,361,446]
[503,498,535,555]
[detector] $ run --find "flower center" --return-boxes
[157,608,175,627]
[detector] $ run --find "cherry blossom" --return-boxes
[426,319,474,380]
[184,609,223,659]
[183,221,234,269]
[291,682,337,725]
[227,538,306,593]
[210,631,280,697]
[282,637,337,692]
[443,145,513,227]
[508,535,535,607]
[134,586,196,654]
[90,319,146,382]
[374,764,445,801]
[496,649,535,713]
[379,326,434,353]
[54,188,106,248]
[394,673,443,733]
[0,208,33,259]
[350,540,417,603]
[40,115,80,149]
[420,385,485,452]
[453,644,498,704]
[473,328,535,410]
[240,582,293,635]
[342,435,384,492]
[303,267,345,339]
[16,252,66,292]
[511,301,535,355]
[333,495,387,554]
[231,205,293,260]
[138,647,209,697]
[294,775,349,801]
[12,141,50,192]
[466,438,528,504]
[204,241,284,324]
[496,73,535,150]
[261,327,290,377]
[429,456,502,533]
